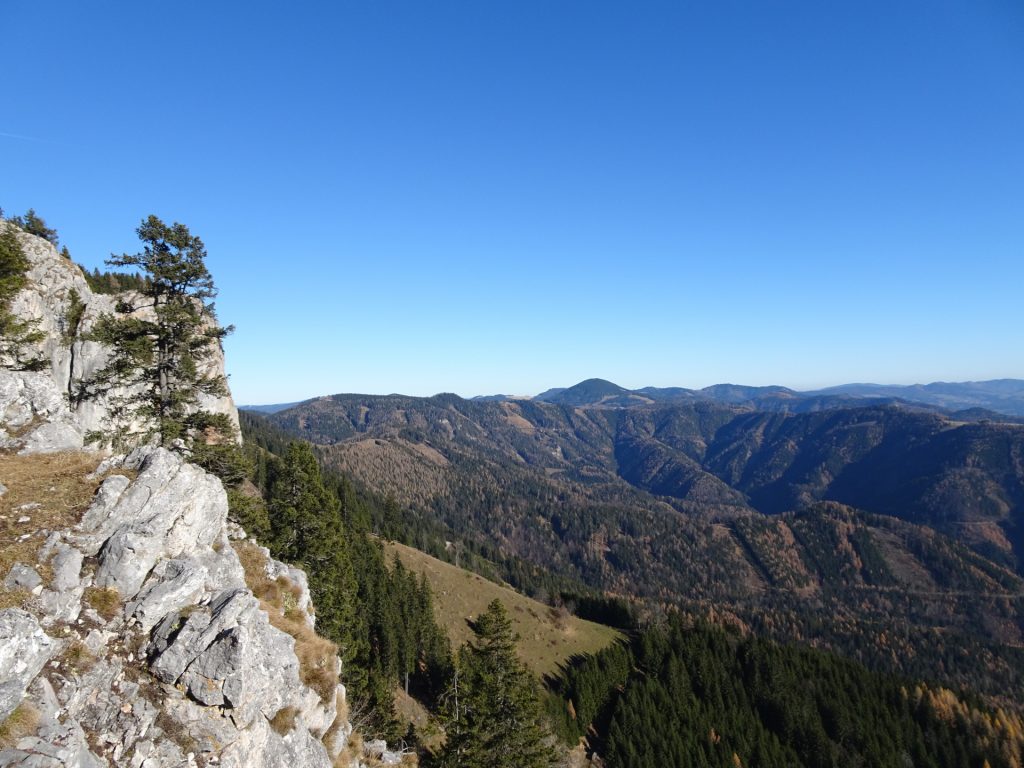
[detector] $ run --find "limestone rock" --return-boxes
[88,448,225,596]
[20,421,85,454]
[48,542,83,592]
[0,371,84,454]
[4,227,237,440]
[218,715,332,768]
[126,558,207,633]
[364,739,405,765]
[3,564,42,592]
[0,718,107,767]
[149,589,253,684]
[266,557,316,629]
[36,586,85,625]
[0,609,57,720]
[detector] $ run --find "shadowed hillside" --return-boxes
[259,395,1024,706]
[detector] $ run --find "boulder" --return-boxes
[0,609,57,720]
[48,543,83,592]
[19,421,84,454]
[126,558,208,633]
[3,564,42,592]
[89,449,225,596]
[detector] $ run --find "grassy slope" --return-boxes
[384,541,622,678]
[0,452,108,609]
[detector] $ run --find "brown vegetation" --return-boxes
[84,586,121,621]
[59,639,96,674]
[233,540,338,703]
[384,541,622,677]
[0,703,40,747]
[0,452,111,612]
[0,452,105,583]
[270,705,301,735]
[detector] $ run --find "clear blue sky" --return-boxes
[3,1,1022,403]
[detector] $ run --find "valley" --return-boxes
[248,389,1024,707]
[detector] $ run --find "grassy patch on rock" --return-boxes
[0,452,105,584]
[0,703,40,747]
[233,540,338,703]
[83,586,121,621]
[270,705,301,735]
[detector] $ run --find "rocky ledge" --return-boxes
[1,447,354,767]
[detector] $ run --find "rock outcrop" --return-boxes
[0,226,383,767]
[3,225,237,452]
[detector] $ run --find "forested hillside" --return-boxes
[255,396,1024,707]
[239,411,1024,767]
[549,619,1024,767]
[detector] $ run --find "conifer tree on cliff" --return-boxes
[436,599,554,768]
[86,215,235,452]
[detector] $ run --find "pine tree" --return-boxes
[84,215,234,450]
[436,599,553,768]
[16,209,59,246]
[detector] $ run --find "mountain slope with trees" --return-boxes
[257,394,1024,707]
[549,619,1024,768]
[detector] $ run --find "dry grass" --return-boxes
[59,639,96,674]
[394,687,442,752]
[0,587,30,611]
[270,705,301,736]
[323,690,349,742]
[0,702,40,747]
[233,540,338,703]
[384,541,623,678]
[0,452,105,586]
[83,586,121,621]
[333,729,364,768]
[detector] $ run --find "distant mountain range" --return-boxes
[467,377,1024,418]
[239,401,302,414]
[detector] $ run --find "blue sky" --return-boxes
[3,1,1022,403]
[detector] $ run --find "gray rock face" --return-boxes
[0,226,367,766]
[126,558,208,633]
[0,370,85,454]
[0,609,57,720]
[48,542,83,592]
[265,557,317,630]
[3,564,42,592]
[2,226,237,444]
[20,421,84,454]
[86,449,226,595]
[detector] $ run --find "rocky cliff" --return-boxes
[2,226,237,453]
[0,227,395,767]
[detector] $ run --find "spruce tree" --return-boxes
[266,442,363,680]
[84,215,234,450]
[16,208,59,246]
[437,599,553,768]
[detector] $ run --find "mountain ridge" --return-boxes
[246,377,1024,419]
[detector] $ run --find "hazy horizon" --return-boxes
[238,374,1024,406]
